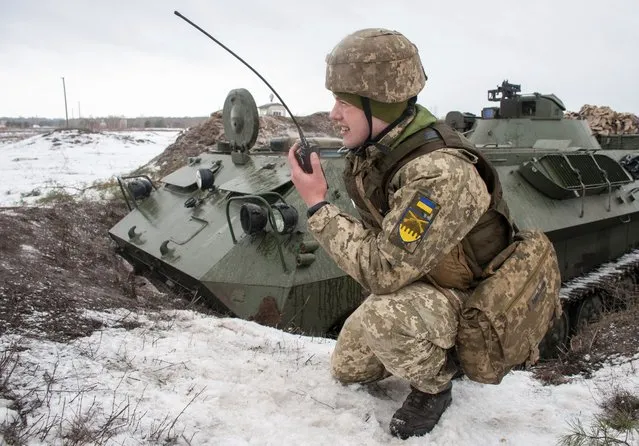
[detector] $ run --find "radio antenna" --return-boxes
[174,11,309,148]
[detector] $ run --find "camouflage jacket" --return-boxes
[307,107,492,295]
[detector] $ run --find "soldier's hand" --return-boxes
[288,143,328,207]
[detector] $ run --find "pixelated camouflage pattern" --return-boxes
[331,282,461,394]
[325,28,427,102]
[342,109,416,229]
[456,229,562,384]
[308,149,490,296]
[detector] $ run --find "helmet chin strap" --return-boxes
[352,97,418,155]
[350,96,416,155]
[361,97,373,142]
[346,97,374,156]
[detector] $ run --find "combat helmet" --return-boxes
[325,28,427,103]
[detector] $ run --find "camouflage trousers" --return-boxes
[331,281,460,394]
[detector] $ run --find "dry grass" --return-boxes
[601,390,639,432]
[0,338,204,445]
[533,294,639,385]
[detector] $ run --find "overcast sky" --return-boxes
[1,0,638,119]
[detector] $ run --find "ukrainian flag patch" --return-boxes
[390,191,440,253]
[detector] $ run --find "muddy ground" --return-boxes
[0,200,199,343]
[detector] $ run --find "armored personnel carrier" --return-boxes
[446,81,639,353]
[109,84,639,356]
[109,89,360,336]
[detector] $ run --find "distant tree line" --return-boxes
[127,116,209,129]
[1,117,67,128]
[0,116,208,130]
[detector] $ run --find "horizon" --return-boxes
[0,114,212,120]
[0,111,331,121]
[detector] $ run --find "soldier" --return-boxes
[288,28,512,439]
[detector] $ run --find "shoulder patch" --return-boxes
[389,191,440,253]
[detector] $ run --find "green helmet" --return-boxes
[325,28,427,103]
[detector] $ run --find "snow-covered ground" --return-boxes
[0,129,180,206]
[0,128,637,445]
[1,310,637,445]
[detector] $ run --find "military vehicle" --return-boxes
[597,133,639,151]
[445,81,639,354]
[110,88,361,336]
[109,83,639,357]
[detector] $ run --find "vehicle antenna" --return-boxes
[173,11,310,153]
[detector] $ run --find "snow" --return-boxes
[1,311,638,445]
[1,128,638,445]
[0,129,180,206]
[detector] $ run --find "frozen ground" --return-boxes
[0,128,48,144]
[0,128,180,206]
[0,127,637,445]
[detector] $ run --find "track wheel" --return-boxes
[571,294,604,333]
[538,310,569,359]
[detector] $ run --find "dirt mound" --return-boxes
[0,200,197,342]
[565,105,639,136]
[296,112,340,137]
[147,112,339,178]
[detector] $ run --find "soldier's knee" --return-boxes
[330,352,386,384]
[359,288,457,350]
[330,357,357,383]
[358,294,402,341]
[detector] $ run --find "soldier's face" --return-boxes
[329,98,370,148]
[329,98,389,148]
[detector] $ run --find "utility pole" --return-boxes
[61,77,69,128]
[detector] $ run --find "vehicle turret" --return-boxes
[446,80,599,151]
[448,81,639,355]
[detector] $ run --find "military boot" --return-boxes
[389,384,452,439]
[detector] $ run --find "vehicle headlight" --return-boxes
[271,203,298,234]
[196,169,215,190]
[240,203,268,235]
[128,178,153,200]
[239,202,298,235]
